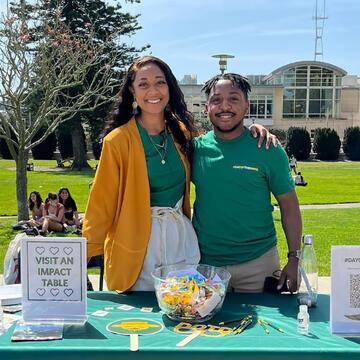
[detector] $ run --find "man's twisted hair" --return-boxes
[202,73,252,101]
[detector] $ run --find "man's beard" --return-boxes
[213,119,242,133]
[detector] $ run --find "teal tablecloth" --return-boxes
[1,292,360,359]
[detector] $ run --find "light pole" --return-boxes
[211,54,235,74]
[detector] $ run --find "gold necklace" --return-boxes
[138,117,168,165]
[147,126,168,165]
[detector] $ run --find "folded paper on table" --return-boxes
[0,284,22,306]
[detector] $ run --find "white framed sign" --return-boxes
[331,245,360,336]
[20,237,87,324]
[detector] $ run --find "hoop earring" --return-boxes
[165,103,171,112]
[132,100,139,115]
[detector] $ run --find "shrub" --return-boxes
[285,127,311,160]
[313,128,341,160]
[31,128,57,159]
[343,127,360,160]
[269,128,287,143]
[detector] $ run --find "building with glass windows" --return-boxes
[179,60,360,138]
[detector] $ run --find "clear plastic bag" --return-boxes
[3,233,26,284]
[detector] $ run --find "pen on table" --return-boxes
[218,317,244,326]
[232,320,245,333]
[260,318,284,333]
[258,319,270,334]
[234,318,252,335]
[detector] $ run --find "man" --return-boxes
[192,73,302,293]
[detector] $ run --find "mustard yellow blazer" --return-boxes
[82,117,192,291]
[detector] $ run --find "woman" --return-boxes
[289,154,297,175]
[41,192,65,234]
[83,56,275,292]
[58,187,82,231]
[19,191,44,228]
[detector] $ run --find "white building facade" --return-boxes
[180,60,360,139]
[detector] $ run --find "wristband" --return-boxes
[287,250,301,259]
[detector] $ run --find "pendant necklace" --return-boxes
[146,124,168,165]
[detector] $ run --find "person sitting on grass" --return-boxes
[58,187,82,232]
[41,192,65,235]
[17,191,44,230]
[295,172,308,186]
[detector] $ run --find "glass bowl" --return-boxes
[151,264,231,323]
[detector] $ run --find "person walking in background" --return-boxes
[289,154,297,175]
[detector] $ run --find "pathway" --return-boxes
[2,202,360,219]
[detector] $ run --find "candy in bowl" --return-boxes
[151,264,231,323]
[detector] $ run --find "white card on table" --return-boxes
[92,310,109,317]
[21,237,87,324]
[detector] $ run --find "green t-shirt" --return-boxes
[137,120,185,207]
[192,128,294,266]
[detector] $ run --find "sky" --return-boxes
[1,0,359,83]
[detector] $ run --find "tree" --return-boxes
[194,114,212,134]
[285,127,311,160]
[313,128,341,160]
[0,11,123,220]
[343,127,360,160]
[11,0,148,169]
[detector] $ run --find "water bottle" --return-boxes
[297,234,318,307]
[297,304,309,335]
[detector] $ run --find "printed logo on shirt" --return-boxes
[232,165,259,172]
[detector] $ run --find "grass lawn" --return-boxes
[0,218,99,276]
[0,160,98,216]
[283,160,360,205]
[1,207,359,276]
[1,159,360,215]
[191,160,360,207]
[0,159,359,277]
[275,207,360,275]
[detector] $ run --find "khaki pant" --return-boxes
[224,246,281,293]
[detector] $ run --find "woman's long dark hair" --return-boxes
[58,187,77,211]
[45,192,58,205]
[28,191,43,211]
[102,56,198,158]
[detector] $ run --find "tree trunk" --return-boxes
[71,122,91,170]
[16,149,29,221]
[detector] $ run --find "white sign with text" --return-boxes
[21,237,87,324]
[331,245,360,336]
